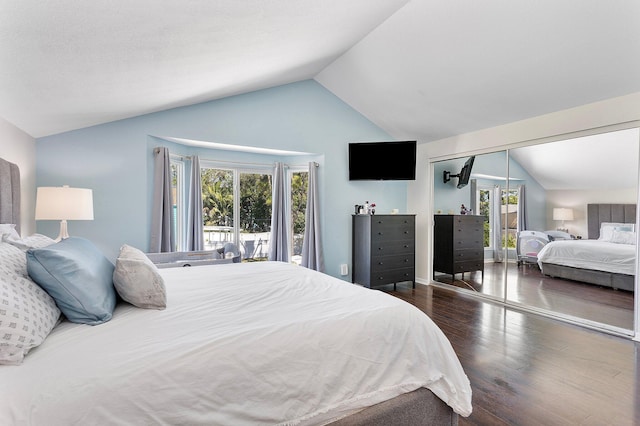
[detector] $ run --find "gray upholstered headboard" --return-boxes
[0,157,21,233]
[587,203,637,240]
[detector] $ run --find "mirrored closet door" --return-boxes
[432,127,639,333]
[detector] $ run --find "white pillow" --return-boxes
[0,224,20,240]
[599,222,635,241]
[113,244,167,310]
[0,240,29,278]
[610,230,637,245]
[3,233,56,251]
[0,270,61,365]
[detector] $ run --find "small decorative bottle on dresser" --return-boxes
[352,214,415,290]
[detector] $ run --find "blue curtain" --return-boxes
[516,185,527,233]
[301,162,324,271]
[492,185,503,262]
[268,162,288,261]
[150,147,175,253]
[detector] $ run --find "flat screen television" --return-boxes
[348,141,417,181]
[443,156,475,188]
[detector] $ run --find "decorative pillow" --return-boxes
[610,230,637,245]
[113,244,166,310]
[3,233,56,251]
[0,240,29,278]
[0,270,61,365]
[599,222,635,241]
[0,223,20,240]
[26,237,116,325]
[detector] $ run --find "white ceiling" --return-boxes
[0,0,409,138]
[1,0,639,143]
[509,128,640,190]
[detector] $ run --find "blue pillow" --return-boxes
[26,237,116,325]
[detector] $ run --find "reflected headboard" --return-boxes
[0,157,21,233]
[587,203,637,240]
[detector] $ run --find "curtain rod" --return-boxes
[167,152,318,169]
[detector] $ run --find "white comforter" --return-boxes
[0,261,472,425]
[537,239,637,275]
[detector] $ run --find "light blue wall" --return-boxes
[35,80,409,279]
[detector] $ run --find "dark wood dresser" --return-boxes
[352,214,415,289]
[433,214,484,280]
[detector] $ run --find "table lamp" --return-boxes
[35,185,94,241]
[553,207,573,233]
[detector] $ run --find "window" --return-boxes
[200,163,274,261]
[201,167,235,248]
[170,158,185,251]
[501,189,518,249]
[476,186,519,250]
[173,158,309,263]
[290,170,308,265]
[239,171,272,261]
[477,188,490,247]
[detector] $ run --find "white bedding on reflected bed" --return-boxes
[0,261,472,425]
[537,239,636,275]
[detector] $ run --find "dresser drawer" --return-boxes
[452,248,483,262]
[451,260,484,274]
[370,267,415,286]
[371,253,415,273]
[370,216,414,230]
[452,233,484,249]
[371,239,414,255]
[371,220,414,243]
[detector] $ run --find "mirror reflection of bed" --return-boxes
[432,127,639,333]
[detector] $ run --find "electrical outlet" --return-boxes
[340,264,348,276]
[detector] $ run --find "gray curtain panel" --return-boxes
[268,162,288,261]
[469,179,477,214]
[186,156,204,251]
[516,185,527,233]
[0,158,20,233]
[149,147,175,253]
[492,185,503,262]
[301,162,324,272]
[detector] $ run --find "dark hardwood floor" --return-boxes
[434,262,634,330]
[384,282,640,425]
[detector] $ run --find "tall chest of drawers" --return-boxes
[352,214,415,289]
[433,214,484,280]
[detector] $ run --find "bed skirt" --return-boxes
[329,387,458,426]
[541,262,634,292]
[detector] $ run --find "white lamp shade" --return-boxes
[552,208,574,221]
[35,186,94,220]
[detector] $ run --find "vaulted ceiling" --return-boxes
[1,0,639,142]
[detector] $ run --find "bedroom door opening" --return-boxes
[432,126,639,335]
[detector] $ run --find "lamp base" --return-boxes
[55,220,70,242]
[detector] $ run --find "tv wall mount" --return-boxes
[442,170,457,184]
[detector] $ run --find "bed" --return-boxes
[537,204,637,291]
[0,158,472,425]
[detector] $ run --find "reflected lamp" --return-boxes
[552,207,574,232]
